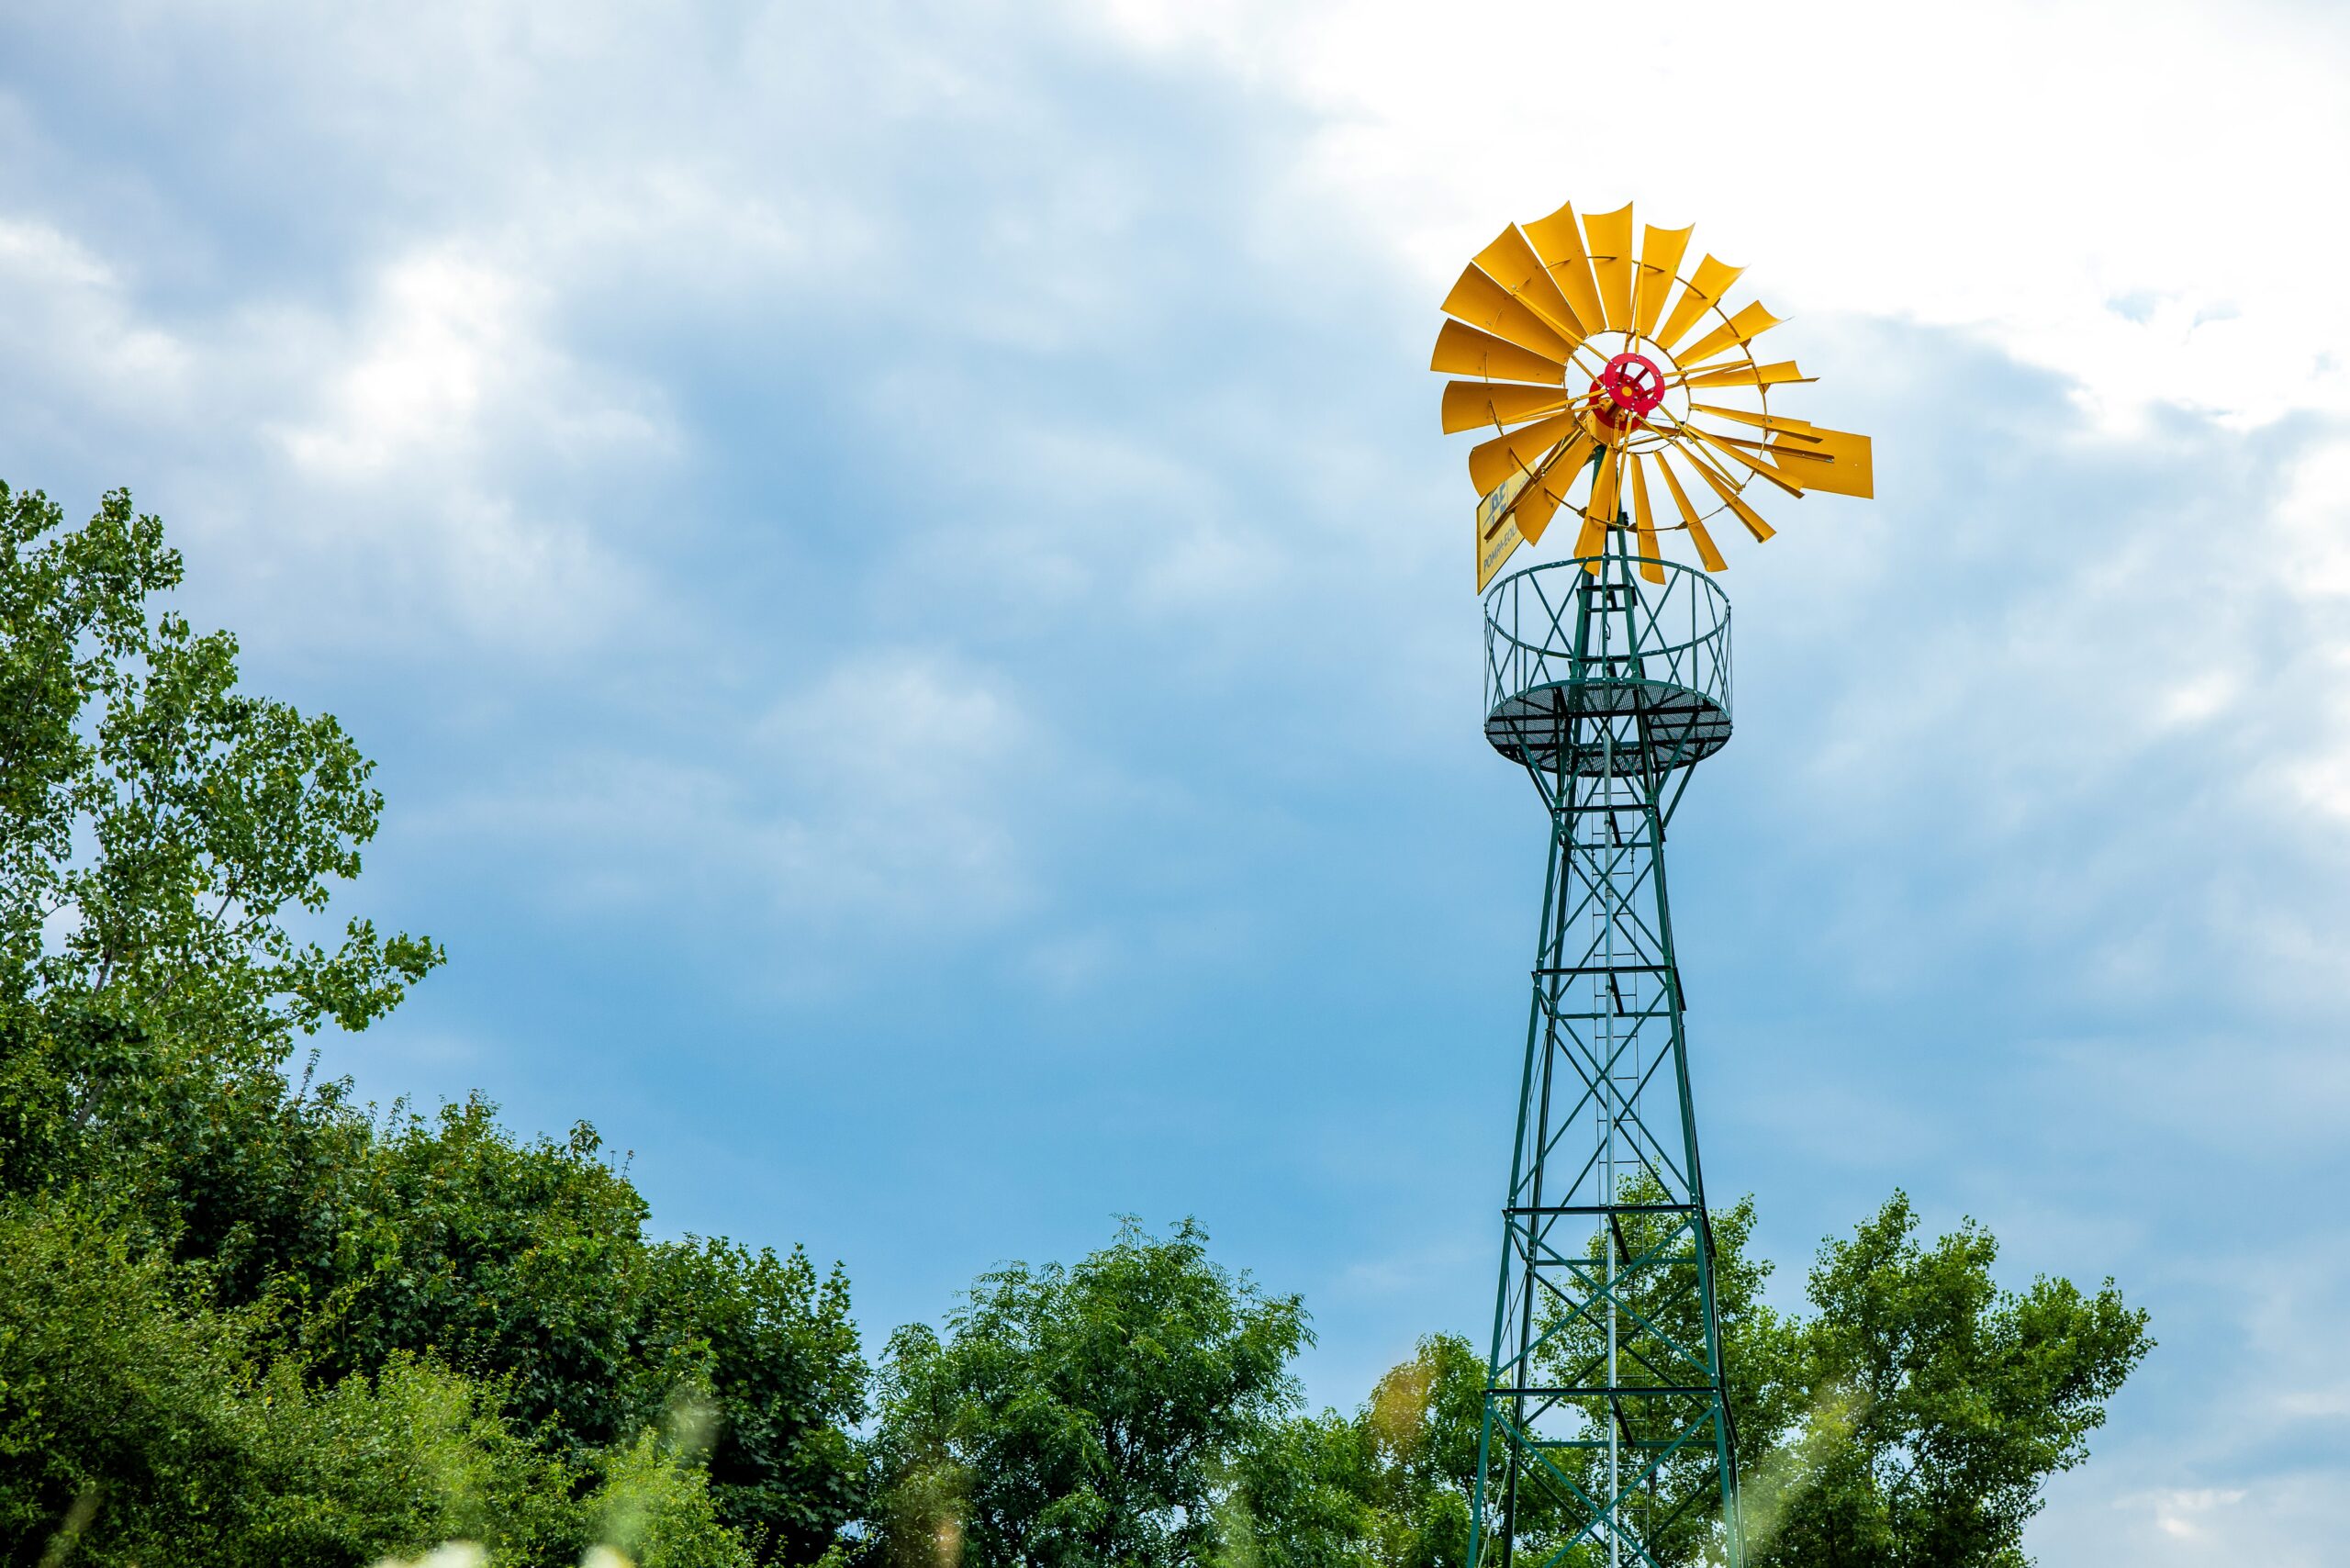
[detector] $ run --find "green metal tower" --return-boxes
[1470,539,1743,1568]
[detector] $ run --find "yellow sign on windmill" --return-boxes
[1433,200,1874,590]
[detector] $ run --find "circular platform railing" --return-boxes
[1483,555,1733,775]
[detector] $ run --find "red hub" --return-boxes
[1587,351,1667,433]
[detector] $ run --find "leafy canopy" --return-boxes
[1225,1193,2150,1568]
[0,482,437,1049]
[1743,1192,2152,1568]
[0,485,866,1567]
[866,1217,1310,1568]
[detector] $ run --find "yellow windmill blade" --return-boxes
[1511,430,1595,546]
[1572,443,1623,565]
[1679,301,1784,367]
[1677,422,1805,498]
[1770,426,1874,497]
[1653,254,1744,353]
[1751,439,1832,488]
[1473,225,1589,342]
[1583,203,1637,331]
[1697,425,1818,471]
[1442,264,1578,363]
[1688,403,1821,438]
[1522,200,1607,342]
[1502,468,1565,551]
[1440,380,1573,434]
[1468,409,1583,497]
[1431,319,1568,385]
[1679,447,1778,543]
[1632,225,1694,341]
[1626,455,1666,583]
[1682,358,1815,391]
[1676,401,1870,499]
[1651,450,1729,572]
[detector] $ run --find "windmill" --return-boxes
[1433,199,1873,1568]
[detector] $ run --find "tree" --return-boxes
[864,1217,1311,1568]
[1237,1193,2147,1568]
[634,1232,869,1562]
[0,1189,792,1568]
[1745,1193,2152,1568]
[242,1090,871,1558]
[0,481,437,1239]
[0,1193,755,1568]
[1218,1333,1488,1568]
[0,486,867,1563]
[1218,1409,1373,1568]
[288,1096,660,1452]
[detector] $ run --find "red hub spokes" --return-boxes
[1588,351,1667,433]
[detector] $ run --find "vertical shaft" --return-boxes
[1598,560,1622,1568]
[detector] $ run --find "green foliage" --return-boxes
[0,1196,487,1566]
[277,1093,868,1554]
[0,479,437,1066]
[0,1066,869,1561]
[1745,1192,2154,1568]
[636,1236,867,1563]
[1215,1333,1487,1568]
[0,480,436,1279]
[1222,1194,2147,1568]
[292,1096,657,1449]
[0,486,866,1565]
[589,1426,759,1568]
[1354,1337,1482,1568]
[1218,1411,1372,1568]
[865,1217,1310,1568]
[0,1195,762,1568]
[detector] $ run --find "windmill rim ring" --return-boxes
[1480,555,1733,772]
[1481,555,1730,643]
[1483,609,1718,664]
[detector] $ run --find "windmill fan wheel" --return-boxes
[1433,199,1874,591]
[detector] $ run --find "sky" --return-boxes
[5,0,2349,1560]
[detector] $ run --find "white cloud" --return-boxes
[2273,438,2350,599]
[2036,1469,2341,1567]
[274,253,506,477]
[0,215,192,418]
[241,243,675,650]
[273,250,610,478]
[0,215,668,653]
[1086,0,2350,431]
[2135,1486,2246,1540]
